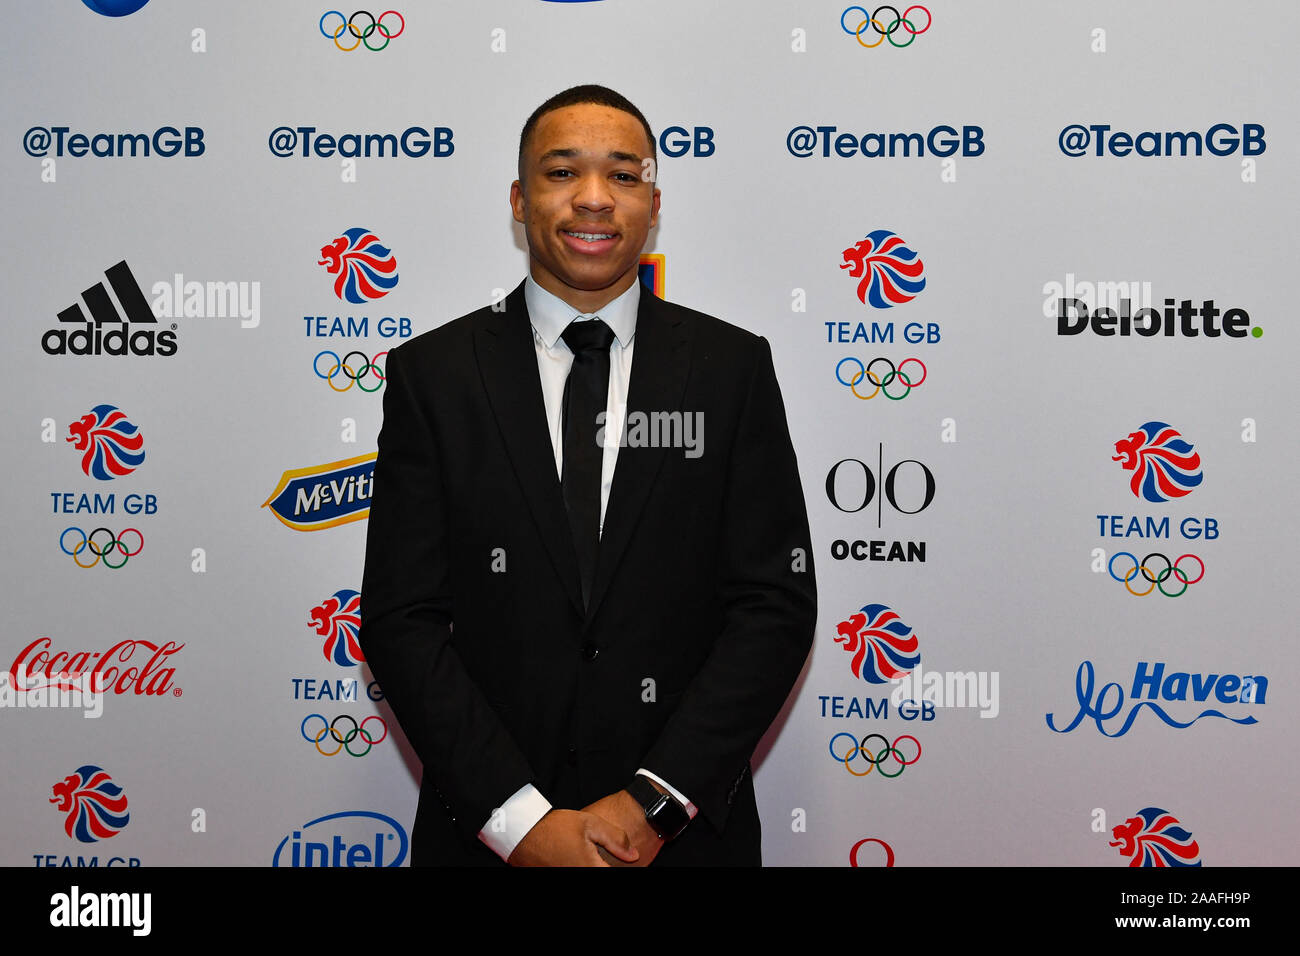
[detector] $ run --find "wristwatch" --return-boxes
[627,774,691,841]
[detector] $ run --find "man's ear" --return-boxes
[510,180,526,224]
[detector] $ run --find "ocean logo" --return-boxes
[1112,422,1203,502]
[840,229,926,308]
[67,405,145,480]
[262,453,376,532]
[833,603,920,683]
[310,589,365,665]
[1109,808,1202,867]
[50,766,130,842]
[318,228,399,303]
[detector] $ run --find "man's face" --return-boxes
[511,103,660,312]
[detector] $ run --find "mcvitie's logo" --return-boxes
[43,261,177,357]
[263,453,377,531]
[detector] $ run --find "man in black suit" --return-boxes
[360,85,816,866]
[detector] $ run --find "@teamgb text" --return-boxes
[314,350,387,392]
[841,5,932,46]
[1109,552,1205,597]
[836,357,926,400]
[829,732,921,778]
[319,10,405,51]
[60,528,143,569]
[301,713,387,756]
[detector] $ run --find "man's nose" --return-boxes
[573,173,614,211]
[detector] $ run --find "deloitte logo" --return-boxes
[1052,295,1260,339]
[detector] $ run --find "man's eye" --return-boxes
[547,168,573,178]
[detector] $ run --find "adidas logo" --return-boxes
[42,260,178,357]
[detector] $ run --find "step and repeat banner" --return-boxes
[2,1,1296,869]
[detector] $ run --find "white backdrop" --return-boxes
[2,0,1296,867]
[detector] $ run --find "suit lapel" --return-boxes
[588,289,691,623]
[474,282,585,617]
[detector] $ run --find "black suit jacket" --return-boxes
[359,281,816,865]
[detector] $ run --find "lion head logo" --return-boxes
[1109,808,1201,867]
[839,229,926,308]
[1111,421,1202,502]
[65,404,145,480]
[309,589,365,666]
[318,227,398,304]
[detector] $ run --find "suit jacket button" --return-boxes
[581,641,599,661]
[567,747,578,766]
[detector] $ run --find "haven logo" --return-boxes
[1109,808,1202,867]
[319,228,398,303]
[273,810,408,867]
[309,589,365,665]
[66,405,144,480]
[833,603,919,683]
[43,261,177,357]
[1046,660,1266,737]
[262,453,376,531]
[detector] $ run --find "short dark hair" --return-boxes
[517,84,656,182]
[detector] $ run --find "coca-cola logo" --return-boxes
[9,638,183,697]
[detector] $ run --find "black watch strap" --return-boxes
[627,774,691,842]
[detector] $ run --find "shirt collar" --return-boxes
[525,273,640,350]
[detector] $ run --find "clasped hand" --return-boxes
[506,789,663,867]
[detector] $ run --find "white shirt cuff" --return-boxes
[636,768,698,819]
[477,783,553,862]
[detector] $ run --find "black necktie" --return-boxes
[560,318,614,611]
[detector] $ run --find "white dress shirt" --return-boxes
[477,275,697,862]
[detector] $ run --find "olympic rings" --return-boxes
[313,350,388,392]
[60,527,143,570]
[836,357,927,400]
[840,6,932,48]
[829,732,921,778]
[301,713,388,757]
[1107,551,1205,597]
[319,10,405,52]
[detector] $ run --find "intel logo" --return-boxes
[272,810,408,867]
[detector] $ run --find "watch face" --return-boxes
[647,795,690,841]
